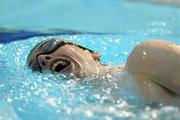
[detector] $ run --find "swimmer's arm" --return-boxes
[125,40,180,97]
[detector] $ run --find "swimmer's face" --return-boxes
[27,39,101,77]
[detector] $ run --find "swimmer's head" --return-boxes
[27,38,103,77]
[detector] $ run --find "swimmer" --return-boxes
[27,38,180,106]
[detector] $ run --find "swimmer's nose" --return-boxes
[37,54,53,70]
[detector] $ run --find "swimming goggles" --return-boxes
[28,38,97,71]
[40,39,95,54]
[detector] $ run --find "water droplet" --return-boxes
[85,110,93,117]
[7,97,13,103]
[145,106,151,111]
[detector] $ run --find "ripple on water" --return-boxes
[0,35,180,120]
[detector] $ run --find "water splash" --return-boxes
[0,34,179,120]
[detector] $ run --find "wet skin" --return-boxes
[27,39,180,106]
[125,40,180,105]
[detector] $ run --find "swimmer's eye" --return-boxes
[39,39,63,54]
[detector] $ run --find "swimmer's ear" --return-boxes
[91,52,101,61]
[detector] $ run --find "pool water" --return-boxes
[1,0,180,35]
[1,0,180,120]
[0,34,180,120]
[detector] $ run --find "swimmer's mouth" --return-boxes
[51,59,71,73]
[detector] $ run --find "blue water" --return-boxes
[1,0,180,35]
[0,34,180,120]
[1,0,180,120]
